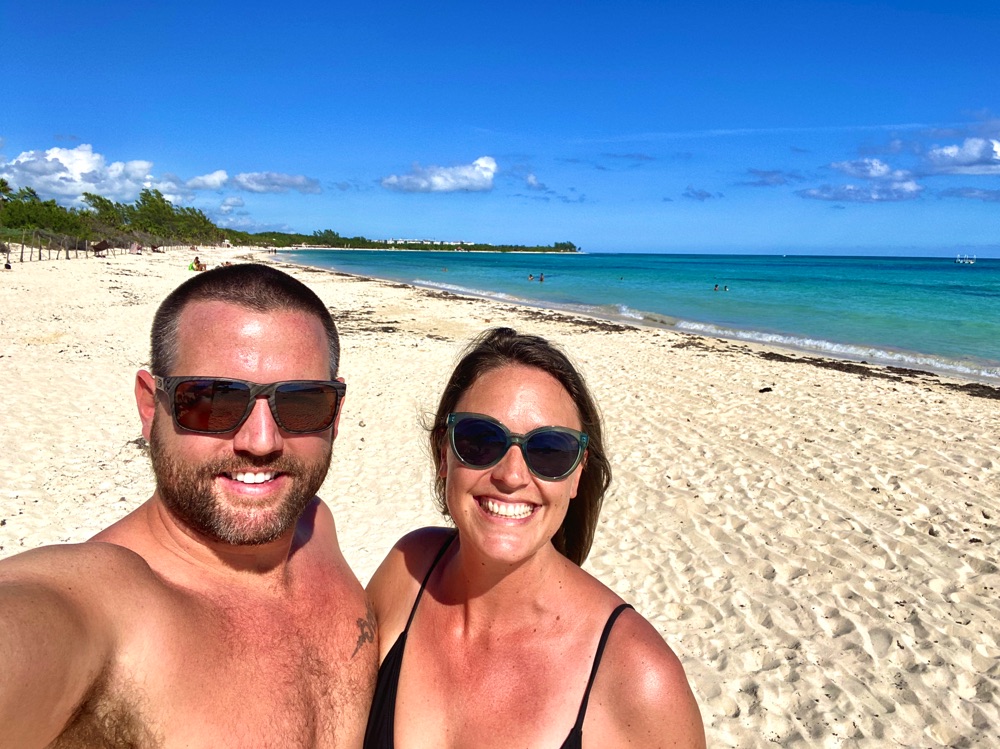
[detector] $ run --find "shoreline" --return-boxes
[276,245,579,255]
[277,252,1000,393]
[2,248,998,747]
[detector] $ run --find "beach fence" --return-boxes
[1,230,179,262]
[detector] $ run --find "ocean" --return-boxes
[280,250,1000,382]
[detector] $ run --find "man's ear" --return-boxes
[330,379,346,440]
[135,370,157,442]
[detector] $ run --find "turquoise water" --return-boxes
[281,250,1000,382]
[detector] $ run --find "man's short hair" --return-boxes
[151,263,340,377]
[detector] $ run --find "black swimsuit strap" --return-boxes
[571,603,634,732]
[402,532,457,633]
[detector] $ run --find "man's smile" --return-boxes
[227,471,279,485]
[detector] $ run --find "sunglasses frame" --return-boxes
[154,376,346,434]
[446,411,588,481]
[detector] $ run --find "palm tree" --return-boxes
[0,177,13,204]
[14,186,39,202]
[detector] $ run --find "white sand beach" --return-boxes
[1,248,998,747]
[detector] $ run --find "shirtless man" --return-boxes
[0,264,376,747]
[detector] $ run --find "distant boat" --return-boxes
[954,254,976,264]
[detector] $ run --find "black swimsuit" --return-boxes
[363,535,633,749]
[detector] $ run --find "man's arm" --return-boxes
[0,547,118,748]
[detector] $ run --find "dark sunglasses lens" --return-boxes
[453,418,509,467]
[274,383,340,432]
[525,430,582,478]
[174,380,251,432]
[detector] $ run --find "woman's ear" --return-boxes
[568,449,587,500]
[438,437,449,478]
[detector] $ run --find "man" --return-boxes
[0,264,376,747]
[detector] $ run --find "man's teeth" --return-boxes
[233,471,276,484]
[482,499,533,519]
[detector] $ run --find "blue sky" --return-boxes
[2,0,998,254]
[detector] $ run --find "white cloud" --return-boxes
[381,156,497,192]
[683,186,724,201]
[231,172,321,194]
[215,214,292,232]
[0,144,154,201]
[798,181,923,203]
[832,158,911,181]
[926,137,1000,175]
[0,143,323,212]
[219,196,245,215]
[940,187,1000,202]
[525,173,547,190]
[187,169,229,190]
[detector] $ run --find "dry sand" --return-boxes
[1,248,998,747]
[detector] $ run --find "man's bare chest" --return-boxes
[53,590,375,748]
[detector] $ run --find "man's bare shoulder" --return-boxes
[0,542,172,747]
[0,539,179,640]
[0,540,158,590]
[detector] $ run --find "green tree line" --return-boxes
[0,179,578,253]
[0,180,229,245]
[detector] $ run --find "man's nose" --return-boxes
[232,397,283,455]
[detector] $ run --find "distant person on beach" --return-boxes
[0,264,376,746]
[188,255,206,271]
[539,272,544,282]
[528,273,534,280]
[364,327,704,748]
[713,284,719,291]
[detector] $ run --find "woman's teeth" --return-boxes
[481,499,533,519]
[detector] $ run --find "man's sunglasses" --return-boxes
[447,412,588,481]
[154,376,346,434]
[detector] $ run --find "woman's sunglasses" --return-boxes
[447,412,588,481]
[154,376,346,434]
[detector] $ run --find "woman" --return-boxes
[365,328,704,749]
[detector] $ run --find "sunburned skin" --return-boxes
[0,292,378,749]
[366,346,705,749]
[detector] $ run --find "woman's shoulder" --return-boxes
[591,607,706,748]
[390,526,457,558]
[366,527,455,639]
[374,527,456,583]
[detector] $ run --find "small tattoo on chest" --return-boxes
[352,600,377,657]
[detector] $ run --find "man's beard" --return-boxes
[148,415,332,545]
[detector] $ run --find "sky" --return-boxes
[2,0,999,255]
